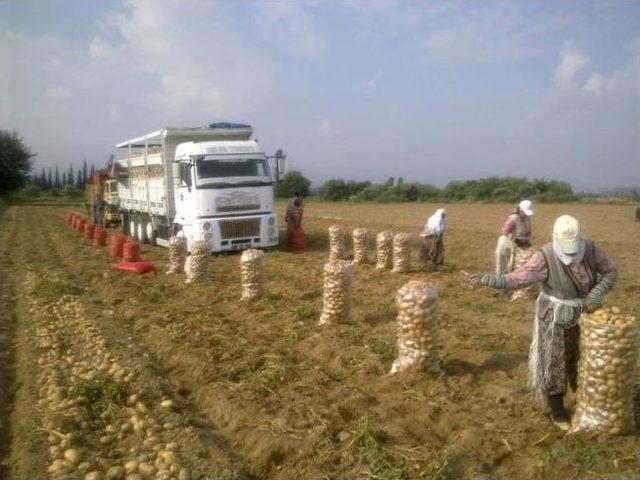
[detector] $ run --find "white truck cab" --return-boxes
[115,123,285,252]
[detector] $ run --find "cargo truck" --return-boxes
[114,123,285,251]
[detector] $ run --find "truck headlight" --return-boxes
[268,227,275,236]
[268,217,275,226]
[202,222,211,231]
[204,232,213,241]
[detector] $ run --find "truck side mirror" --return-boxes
[172,162,180,182]
[275,149,286,181]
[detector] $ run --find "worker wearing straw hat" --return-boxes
[474,215,618,431]
[495,199,534,275]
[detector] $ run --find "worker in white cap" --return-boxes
[420,208,446,265]
[474,215,618,431]
[495,199,534,276]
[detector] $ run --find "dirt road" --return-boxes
[0,202,638,479]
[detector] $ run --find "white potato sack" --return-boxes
[352,228,371,264]
[185,240,211,284]
[570,307,638,436]
[390,280,439,374]
[318,260,354,325]
[376,231,394,271]
[166,235,187,274]
[240,249,265,301]
[392,232,411,273]
[328,225,348,261]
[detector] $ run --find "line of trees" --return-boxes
[316,176,577,203]
[30,160,96,196]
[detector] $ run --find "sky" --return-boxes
[1,0,639,190]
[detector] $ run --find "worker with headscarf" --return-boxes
[285,191,304,247]
[495,199,534,275]
[474,215,618,431]
[420,208,446,265]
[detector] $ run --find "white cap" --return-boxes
[553,215,583,254]
[519,199,534,216]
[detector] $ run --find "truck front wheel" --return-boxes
[136,219,147,244]
[145,220,156,246]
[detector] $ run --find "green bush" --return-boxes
[275,170,311,198]
[317,176,576,203]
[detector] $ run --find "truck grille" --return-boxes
[216,203,260,213]
[219,218,260,239]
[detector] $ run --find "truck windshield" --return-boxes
[196,158,269,179]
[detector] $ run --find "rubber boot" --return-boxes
[547,394,570,432]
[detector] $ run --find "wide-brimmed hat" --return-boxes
[519,199,534,216]
[553,215,583,254]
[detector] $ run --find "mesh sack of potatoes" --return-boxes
[390,280,439,374]
[328,225,348,261]
[184,240,211,284]
[510,246,536,301]
[352,228,371,264]
[318,260,354,325]
[240,248,265,301]
[569,306,639,436]
[166,235,187,274]
[376,231,394,271]
[392,232,411,273]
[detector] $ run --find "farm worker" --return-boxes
[474,215,618,431]
[495,199,534,275]
[285,192,304,246]
[419,208,446,265]
[94,194,107,226]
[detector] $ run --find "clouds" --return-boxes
[554,42,590,87]
[0,0,639,190]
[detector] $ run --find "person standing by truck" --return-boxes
[495,199,534,275]
[94,194,107,227]
[285,192,305,249]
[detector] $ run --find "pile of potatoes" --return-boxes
[184,240,211,284]
[318,260,354,325]
[352,228,370,264]
[390,280,439,374]
[328,225,348,261]
[240,248,265,301]
[376,231,394,271]
[166,235,186,274]
[392,233,411,273]
[570,306,638,436]
[22,274,194,480]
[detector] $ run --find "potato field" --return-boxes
[0,201,638,479]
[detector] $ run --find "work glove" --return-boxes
[476,273,508,290]
[585,278,614,310]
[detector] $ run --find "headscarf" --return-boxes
[552,238,585,266]
[425,208,446,235]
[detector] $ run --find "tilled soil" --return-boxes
[0,202,638,479]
